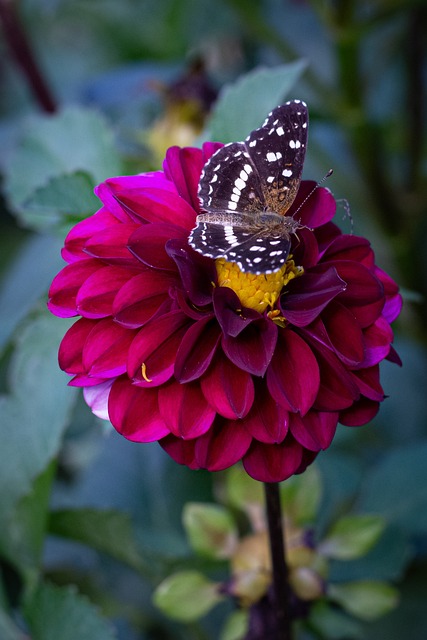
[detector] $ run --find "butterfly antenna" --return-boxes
[292,169,333,218]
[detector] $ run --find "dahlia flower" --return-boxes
[48,143,402,482]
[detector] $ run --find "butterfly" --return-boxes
[188,100,308,275]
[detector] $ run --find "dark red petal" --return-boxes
[48,259,103,317]
[213,287,260,337]
[304,339,360,411]
[291,227,319,268]
[320,234,373,263]
[108,378,169,442]
[175,317,220,382]
[83,319,136,378]
[84,224,141,267]
[160,434,199,469]
[200,352,255,419]
[315,222,342,253]
[339,398,380,426]
[195,419,252,471]
[242,436,304,482]
[334,261,384,307]
[280,266,346,327]
[116,188,197,230]
[113,270,176,328]
[62,208,120,263]
[321,301,365,366]
[243,385,289,443]
[386,345,402,366]
[158,381,215,438]
[166,239,216,306]
[375,267,402,323]
[58,317,97,374]
[350,366,384,401]
[222,316,278,376]
[288,183,336,228]
[128,222,187,271]
[289,410,338,451]
[76,265,138,319]
[267,331,320,415]
[127,310,190,387]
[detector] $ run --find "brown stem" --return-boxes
[264,482,292,640]
[0,0,56,112]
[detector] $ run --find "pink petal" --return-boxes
[76,265,139,319]
[48,259,103,317]
[158,381,216,438]
[194,419,252,471]
[163,146,205,211]
[267,331,320,415]
[127,311,190,387]
[116,188,197,230]
[174,317,220,383]
[83,319,136,378]
[108,378,169,442]
[83,381,113,420]
[289,410,338,451]
[200,352,255,419]
[222,316,278,376]
[113,270,176,328]
[242,436,304,482]
[62,208,120,263]
[58,317,97,374]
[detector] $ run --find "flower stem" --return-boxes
[264,482,292,640]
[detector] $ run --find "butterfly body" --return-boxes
[189,100,308,275]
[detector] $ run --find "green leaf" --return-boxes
[319,515,385,560]
[358,441,427,535]
[0,313,77,524]
[280,464,322,525]
[225,465,264,512]
[153,571,223,622]
[5,106,122,231]
[24,582,116,640]
[22,172,99,231]
[220,610,248,640]
[328,581,399,622]
[0,607,24,640]
[207,61,307,142]
[309,601,364,639]
[183,503,238,560]
[49,508,149,575]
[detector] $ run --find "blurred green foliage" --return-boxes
[0,0,426,638]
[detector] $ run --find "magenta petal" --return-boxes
[195,420,252,471]
[222,316,278,376]
[339,398,380,426]
[113,270,176,328]
[116,188,197,230]
[59,317,97,374]
[386,345,402,366]
[62,208,120,262]
[163,146,205,211]
[158,381,215,438]
[267,331,320,415]
[83,319,136,377]
[84,224,141,266]
[288,183,336,228]
[128,311,189,387]
[109,378,169,442]
[128,222,187,271]
[200,352,255,419]
[213,287,260,337]
[242,436,304,482]
[48,259,102,317]
[321,301,365,366]
[375,267,402,323]
[289,410,338,451]
[359,317,393,367]
[350,366,384,401]
[243,387,289,443]
[76,265,137,319]
[280,266,346,327]
[160,434,198,469]
[83,381,113,420]
[175,317,220,382]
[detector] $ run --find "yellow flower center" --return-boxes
[215,257,303,315]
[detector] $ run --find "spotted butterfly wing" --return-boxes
[189,100,308,274]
